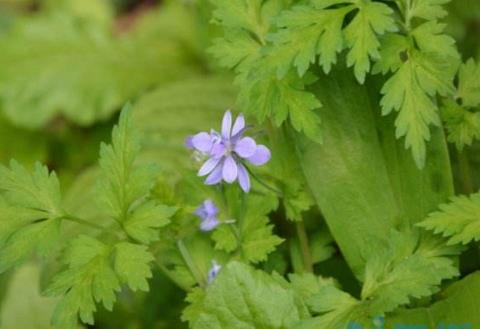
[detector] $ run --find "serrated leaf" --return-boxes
[97,105,156,220]
[457,59,480,107]
[441,100,480,150]
[239,70,322,142]
[0,161,63,273]
[208,30,262,72]
[211,194,282,263]
[123,201,175,244]
[44,236,120,329]
[411,21,459,60]
[404,0,451,20]
[269,4,349,76]
[418,192,480,245]
[187,261,309,329]
[114,242,154,292]
[380,50,455,167]
[239,194,282,263]
[344,1,397,83]
[361,231,460,314]
[269,0,396,83]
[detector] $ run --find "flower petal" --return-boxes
[200,217,220,232]
[222,156,238,183]
[203,199,218,217]
[205,163,223,185]
[234,137,257,158]
[198,157,221,177]
[210,143,226,158]
[231,113,245,137]
[191,132,213,153]
[247,145,271,166]
[185,136,194,149]
[194,206,207,219]
[221,110,232,139]
[237,164,251,192]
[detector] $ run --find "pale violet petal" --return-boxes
[237,164,251,192]
[247,145,271,166]
[198,157,221,177]
[200,217,220,232]
[185,136,194,149]
[204,199,218,217]
[234,137,257,158]
[221,110,232,139]
[210,143,226,158]
[222,156,238,183]
[191,132,213,153]
[205,163,223,185]
[231,113,245,137]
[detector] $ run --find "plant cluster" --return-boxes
[0,0,479,328]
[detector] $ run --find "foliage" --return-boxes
[0,1,479,329]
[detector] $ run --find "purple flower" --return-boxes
[207,260,222,284]
[195,199,220,232]
[188,110,271,192]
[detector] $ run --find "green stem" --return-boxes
[177,239,206,288]
[245,165,283,196]
[156,261,191,291]
[295,221,313,273]
[62,215,105,231]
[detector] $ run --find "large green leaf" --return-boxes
[295,67,454,275]
[387,271,480,327]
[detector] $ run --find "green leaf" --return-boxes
[295,67,399,275]
[361,231,460,315]
[0,161,63,273]
[123,201,175,244]
[297,232,460,329]
[402,0,451,21]
[0,8,193,128]
[343,1,397,83]
[132,76,236,173]
[209,30,262,72]
[298,285,366,329]
[269,4,349,77]
[296,65,455,277]
[269,0,396,82]
[97,105,156,220]
[114,242,154,292]
[457,58,480,108]
[44,236,120,329]
[239,194,282,263]
[418,192,480,245]
[0,264,59,329]
[187,261,309,329]
[386,271,480,327]
[212,194,282,263]
[380,50,455,167]
[238,69,322,142]
[442,100,480,150]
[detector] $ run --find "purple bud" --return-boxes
[207,260,222,284]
